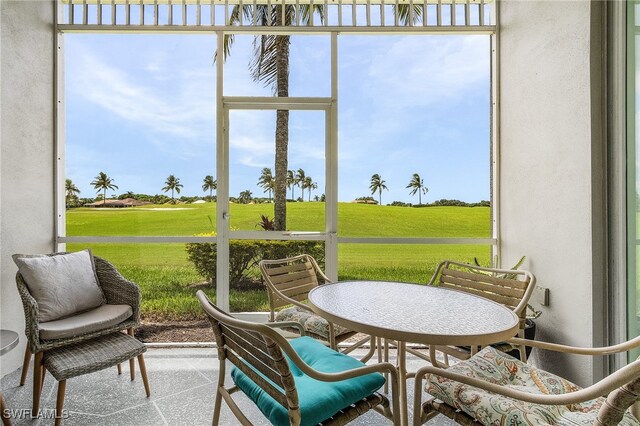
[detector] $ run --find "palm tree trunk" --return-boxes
[103,189,107,206]
[273,24,290,231]
[379,190,382,205]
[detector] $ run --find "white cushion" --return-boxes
[13,250,105,322]
[40,304,133,340]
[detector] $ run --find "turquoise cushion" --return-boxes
[231,336,385,426]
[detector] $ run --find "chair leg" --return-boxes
[19,346,31,386]
[40,365,46,394]
[117,364,122,375]
[1,392,12,426]
[137,355,151,397]
[211,360,226,426]
[211,389,223,426]
[54,380,66,426]
[127,328,135,380]
[383,338,389,394]
[32,352,43,416]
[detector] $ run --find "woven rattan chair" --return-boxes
[196,290,400,426]
[259,254,370,352]
[15,254,140,412]
[419,260,536,364]
[413,336,640,426]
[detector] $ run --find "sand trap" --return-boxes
[136,208,193,211]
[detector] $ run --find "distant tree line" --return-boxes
[389,199,490,208]
[65,170,488,208]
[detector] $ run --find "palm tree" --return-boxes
[309,181,318,202]
[238,190,253,204]
[65,178,80,207]
[369,174,388,206]
[257,168,275,202]
[202,175,217,200]
[406,173,428,205]
[301,176,317,202]
[220,5,326,230]
[287,170,297,201]
[91,172,118,206]
[162,174,184,203]
[295,168,307,201]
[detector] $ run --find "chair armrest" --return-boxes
[307,255,333,284]
[508,335,640,356]
[93,257,141,324]
[265,321,306,336]
[15,272,41,351]
[427,261,448,286]
[275,332,396,382]
[413,357,640,407]
[265,283,315,313]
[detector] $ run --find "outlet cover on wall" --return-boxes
[533,286,549,306]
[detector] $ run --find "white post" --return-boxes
[325,32,339,281]
[55,2,67,253]
[490,0,500,263]
[216,31,230,311]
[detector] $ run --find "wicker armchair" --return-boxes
[420,260,536,364]
[259,254,367,351]
[413,336,640,426]
[15,254,140,411]
[196,290,400,426]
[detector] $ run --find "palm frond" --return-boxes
[395,3,423,26]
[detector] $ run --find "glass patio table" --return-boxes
[308,281,519,426]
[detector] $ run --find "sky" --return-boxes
[65,31,490,204]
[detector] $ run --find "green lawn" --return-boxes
[67,202,490,237]
[66,202,491,319]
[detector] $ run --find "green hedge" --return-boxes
[185,240,325,288]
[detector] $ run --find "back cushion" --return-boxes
[13,250,106,322]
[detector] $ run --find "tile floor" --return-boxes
[1,347,455,426]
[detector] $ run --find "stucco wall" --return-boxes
[0,0,56,377]
[499,0,603,385]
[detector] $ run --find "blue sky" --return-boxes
[65,32,489,203]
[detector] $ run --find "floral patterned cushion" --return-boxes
[275,306,351,340]
[426,346,639,426]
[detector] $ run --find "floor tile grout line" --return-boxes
[153,382,213,404]
[152,400,170,426]
[182,354,215,384]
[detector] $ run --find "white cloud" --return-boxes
[70,46,214,141]
[364,35,489,107]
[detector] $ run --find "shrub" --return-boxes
[185,237,325,289]
[256,214,275,230]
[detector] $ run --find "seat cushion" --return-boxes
[275,306,351,340]
[13,250,105,322]
[426,346,639,426]
[40,304,133,340]
[231,336,385,426]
